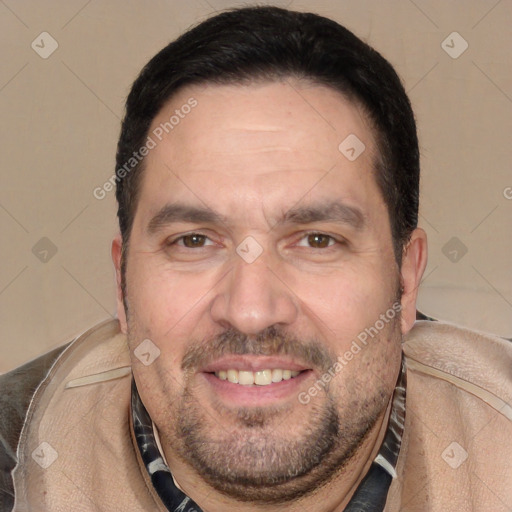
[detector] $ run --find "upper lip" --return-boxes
[200,355,311,373]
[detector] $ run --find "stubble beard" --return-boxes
[155,326,399,504]
[167,381,388,504]
[125,283,402,504]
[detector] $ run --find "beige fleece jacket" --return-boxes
[5,319,512,511]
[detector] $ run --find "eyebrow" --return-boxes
[146,203,225,235]
[282,201,366,230]
[146,200,366,235]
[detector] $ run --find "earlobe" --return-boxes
[112,234,128,333]
[399,228,428,335]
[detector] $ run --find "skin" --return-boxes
[112,80,427,511]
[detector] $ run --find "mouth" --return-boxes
[213,368,301,386]
[199,356,314,406]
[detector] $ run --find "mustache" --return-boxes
[181,325,337,374]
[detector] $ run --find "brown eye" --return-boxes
[306,234,334,248]
[181,234,208,248]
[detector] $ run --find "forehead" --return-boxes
[139,80,383,221]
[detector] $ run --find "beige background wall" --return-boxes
[1,0,511,373]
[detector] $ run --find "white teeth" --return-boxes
[214,368,302,386]
[238,370,254,386]
[227,369,239,384]
[254,370,272,386]
[271,369,283,382]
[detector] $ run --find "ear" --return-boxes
[112,234,128,334]
[399,228,428,335]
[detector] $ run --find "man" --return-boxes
[1,6,510,511]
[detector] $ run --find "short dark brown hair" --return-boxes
[115,6,419,269]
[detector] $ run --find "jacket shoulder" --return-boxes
[0,343,70,510]
[403,320,512,415]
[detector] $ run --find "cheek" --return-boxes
[126,256,218,341]
[291,263,397,342]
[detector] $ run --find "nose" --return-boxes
[210,253,299,335]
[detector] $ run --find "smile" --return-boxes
[214,369,302,386]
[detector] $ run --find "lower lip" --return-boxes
[201,370,313,406]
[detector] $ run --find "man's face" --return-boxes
[116,81,411,502]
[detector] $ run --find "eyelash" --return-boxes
[296,232,341,249]
[166,231,344,250]
[166,232,215,248]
